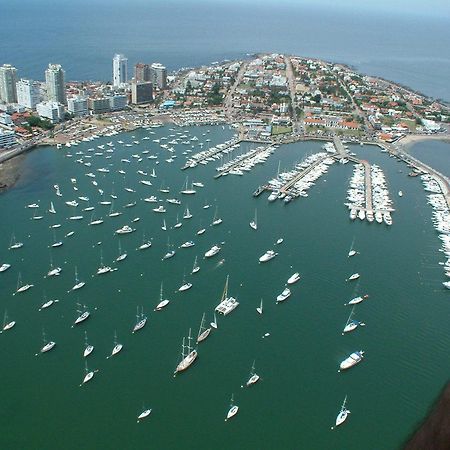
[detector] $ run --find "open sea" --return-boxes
[0,126,449,449]
[1,0,450,101]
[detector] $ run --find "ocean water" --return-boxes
[1,0,450,101]
[408,140,450,178]
[0,127,449,449]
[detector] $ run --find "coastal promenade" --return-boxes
[0,140,37,164]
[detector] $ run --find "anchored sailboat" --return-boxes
[196,313,211,343]
[249,209,257,230]
[342,306,365,334]
[155,282,170,311]
[174,328,198,375]
[256,298,263,315]
[225,394,239,421]
[331,396,350,429]
[132,306,147,333]
[245,360,260,387]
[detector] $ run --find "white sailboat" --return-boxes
[39,294,58,311]
[138,232,152,250]
[137,406,152,423]
[116,241,127,262]
[83,330,94,357]
[161,219,167,231]
[210,312,218,329]
[256,298,263,315]
[132,306,147,333]
[109,202,122,217]
[0,263,11,272]
[97,250,112,275]
[49,201,56,214]
[9,233,23,250]
[342,306,365,334]
[245,360,260,386]
[211,206,223,226]
[155,282,170,311]
[173,214,182,229]
[37,330,56,355]
[196,313,211,343]
[174,328,198,374]
[178,272,192,292]
[73,303,90,327]
[80,361,96,386]
[180,176,196,195]
[249,209,257,230]
[107,331,123,358]
[13,272,34,295]
[331,395,350,429]
[69,266,85,292]
[183,206,193,219]
[191,256,200,274]
[1,310,15,333]
[46,254,62,277]
[225,394,239,421]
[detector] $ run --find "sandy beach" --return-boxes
[398,133,450,149]
[0,154,25,193]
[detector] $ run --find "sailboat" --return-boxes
[9,233,23,250]
[191,256,200,274]
[89,212,104,226]
[137,406,152,423]
[180,176,196,195]
[69,267,85,292]
[162,238,176,260]
[49,201,56,214]
[37,330,56,355]
[256,298,263,315]
[249,209,258,230]
[155,282,170,311]
[83,331,94,357]
[132,306,147,333]
[1,310,15,333]
[46,254,62,277]
[211,206,223,226]
[97,250,112,275]
[0,263,11,272]
[210,313,218,329]
[109,202,122,217]
[178,272,192,292]
[39,293,58,311]
[80,361,95,386]
[51,230,63,248]
[331,396,350,429]
[161,219,167,231]
[174,328,198,374]
[245,360,260,386]
[107,331,123,358]
[138,232,152,250]
[225,394,239,421]
[183,206,193,219]
[173,214,182,229]
[13,273,34,295]
[196,313,211,343]
[342,306,365,334]
[116,241,127,262]
[73,303,90,327]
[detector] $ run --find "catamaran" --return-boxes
[332,396,350,429]
[225,394,239,421]
[215,275,239,315]
[107,331,123,358]
[1,310,15,333]
[174,328,198,374]
[132,306,147,333]
[246,360,260,386]
[155,282,170,311]
[83,331,94,357]
[249,209,258,230]
[69,267,85,292]
[196,313,211,343]
[339,351,364,371]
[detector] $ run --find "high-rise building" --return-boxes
[131,81,153,104]
[16,79,41,109]
[36,101,65,123]
[0,64,18,104]
[135,63,151,82]
[67,96,88,117]
[113,54,128,87]
[45,64,66,104]
[150,63,167,90]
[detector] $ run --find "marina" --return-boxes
[0,124,449,449]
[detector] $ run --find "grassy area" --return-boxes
[271,125,292,136]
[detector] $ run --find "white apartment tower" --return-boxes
[113,54,128,87]
[45,64,66,104]
[0,64,18,104]
[17,79,41,109]
[150,63,167,89]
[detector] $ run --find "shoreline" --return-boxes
[0,154,26,194]
[397,134,450,150]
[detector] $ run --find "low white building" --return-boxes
[0,112,13,126]
[68,96,88,117]
[0,128,16,148]
[36,101,65,123]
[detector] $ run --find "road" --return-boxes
[284,56,299,133]
[224,60,249,120]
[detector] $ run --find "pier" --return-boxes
[361,160,373,213]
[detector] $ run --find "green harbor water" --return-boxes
[0,126,449,449]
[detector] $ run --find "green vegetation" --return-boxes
[207,83,224,105]
[271,125,292,136]
[268,88,290,104]
[25,115,54,130]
